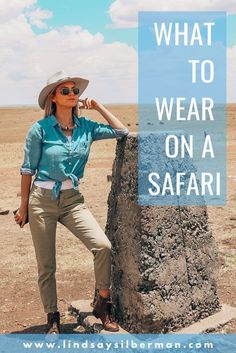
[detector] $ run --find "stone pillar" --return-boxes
[105,133,220,333]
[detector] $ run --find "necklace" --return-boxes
[58,120,76,131]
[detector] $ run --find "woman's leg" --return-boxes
[59,195,112,292]
[28,187,59,313]
[58,191,119,331]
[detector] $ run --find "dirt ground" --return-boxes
[0,105,235,333]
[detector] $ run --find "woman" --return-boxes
[14,71,129,334]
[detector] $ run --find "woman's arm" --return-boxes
[14,175,32,228]
[79,98,128,130]
[15,122,42,227]
[95,103,127,129]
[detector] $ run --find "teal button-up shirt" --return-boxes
[20,114,129,200]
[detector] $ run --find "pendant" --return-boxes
[59,124,75,131]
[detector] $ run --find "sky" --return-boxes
[0,0,235,105]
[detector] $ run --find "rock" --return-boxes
[69,300,129,334]
[0,209,9,215]
[83,316,97,326]
[105,133,220,333]
[73,325,86,333]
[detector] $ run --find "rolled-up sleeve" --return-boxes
[113,127,130,140]
[90,119,129,141]
[20,123,43,176]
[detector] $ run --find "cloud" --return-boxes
[106,0,236,102]
[108,0,236,28]
[0,0,234,105]
[26,7,53,29]
[0,0,36,22]
[0,10,137,105]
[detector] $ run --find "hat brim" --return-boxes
[38,76,89,110]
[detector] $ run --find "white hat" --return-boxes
[38,70,89,110]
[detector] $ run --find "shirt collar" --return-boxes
[48,114,81,127]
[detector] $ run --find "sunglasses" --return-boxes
[57,87,80,96]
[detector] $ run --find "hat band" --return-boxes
[56,76,71,83]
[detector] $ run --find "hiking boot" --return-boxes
[92,295,119,332]
[46,311,60,335]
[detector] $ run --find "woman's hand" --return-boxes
[14,204,28,228]
[78,98,101,111]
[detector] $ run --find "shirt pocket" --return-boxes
[73,140,90,159]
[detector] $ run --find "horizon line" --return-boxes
[0,102,236,109]
[0,103,138,109]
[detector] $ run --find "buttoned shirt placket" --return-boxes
[52,121,79,200]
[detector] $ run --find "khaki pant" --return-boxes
[28,183,112,313]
